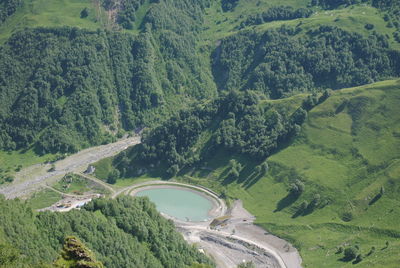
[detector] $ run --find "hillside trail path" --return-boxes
[0,136,140,199]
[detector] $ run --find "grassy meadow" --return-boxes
[176,80,400,267]
[26,188,62,210]
[97,79,400,267]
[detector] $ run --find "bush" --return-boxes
[5,176,14,183]
[367,246,375,256]
[261,162,269,174]
[365,23,374,30]
[308,194,320,209]
[80,8,89,18]
[228,160,242,179]
[289,180,305,196]
[167,164,179,177]
[343,247,358,261]
[107,169,120,184]
[341,211,353,222]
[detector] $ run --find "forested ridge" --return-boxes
[1,0,400,267]
[0,0,215,154]
[104,89,328,179]
[1,0,400,155]
[213,26,400,98]
[0,195,213,267]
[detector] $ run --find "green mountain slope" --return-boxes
[228,80,400,267]
[0,0,215,156]
[1,0,400,267]
[1,0,400,159]
[105,79,400,267]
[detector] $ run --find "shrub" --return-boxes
[107,169,120,184]
[5,176,14,183]
[344,247,358,261]
[365,23,374,30]
[341,211,353,222]
[80,8,89,18]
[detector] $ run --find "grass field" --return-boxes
[26,189,62,210]
[0,149,55,184]
[53,173,109,195]
[201,2,400,50]
[174,79,400,267]
[0,0,106,43]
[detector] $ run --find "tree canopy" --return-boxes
[0,195,213,268]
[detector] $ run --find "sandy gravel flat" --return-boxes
[0,136,140,199]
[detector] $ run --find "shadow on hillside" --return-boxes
[274,193,299,212]
[243,172,263,189]
[368,193,382,206]
[221,167,234,185]
[338,255,357,263]
[291,208,303,218]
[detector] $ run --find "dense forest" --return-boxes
[0,0,22,24]
[310,0,362,9]
[107,89,325,178]
[213,26,400,98]
[0,195,213,267]
[312,0,399,10]
[1,0,400,155]
[239,6,313,29]
[0,0,215,154]
[1,0,400,267]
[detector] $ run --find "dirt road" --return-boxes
[0,136,140,199]
[177,200,302,268]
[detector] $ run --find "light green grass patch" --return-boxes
[27,189,62,210]
[0,0,106,43]
[173,80,400,268]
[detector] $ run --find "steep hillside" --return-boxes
[0,195,213,267]
[212,26,400,96]
[104,79,400,267]
[92,88,318,181]
[222,79,400,267]
[1,0,399,159]
[1,0,400,267]
[0,0,216,156]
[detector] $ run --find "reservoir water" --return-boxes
[136,187,213,222]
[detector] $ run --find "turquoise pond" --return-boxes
[136,187,213,222]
